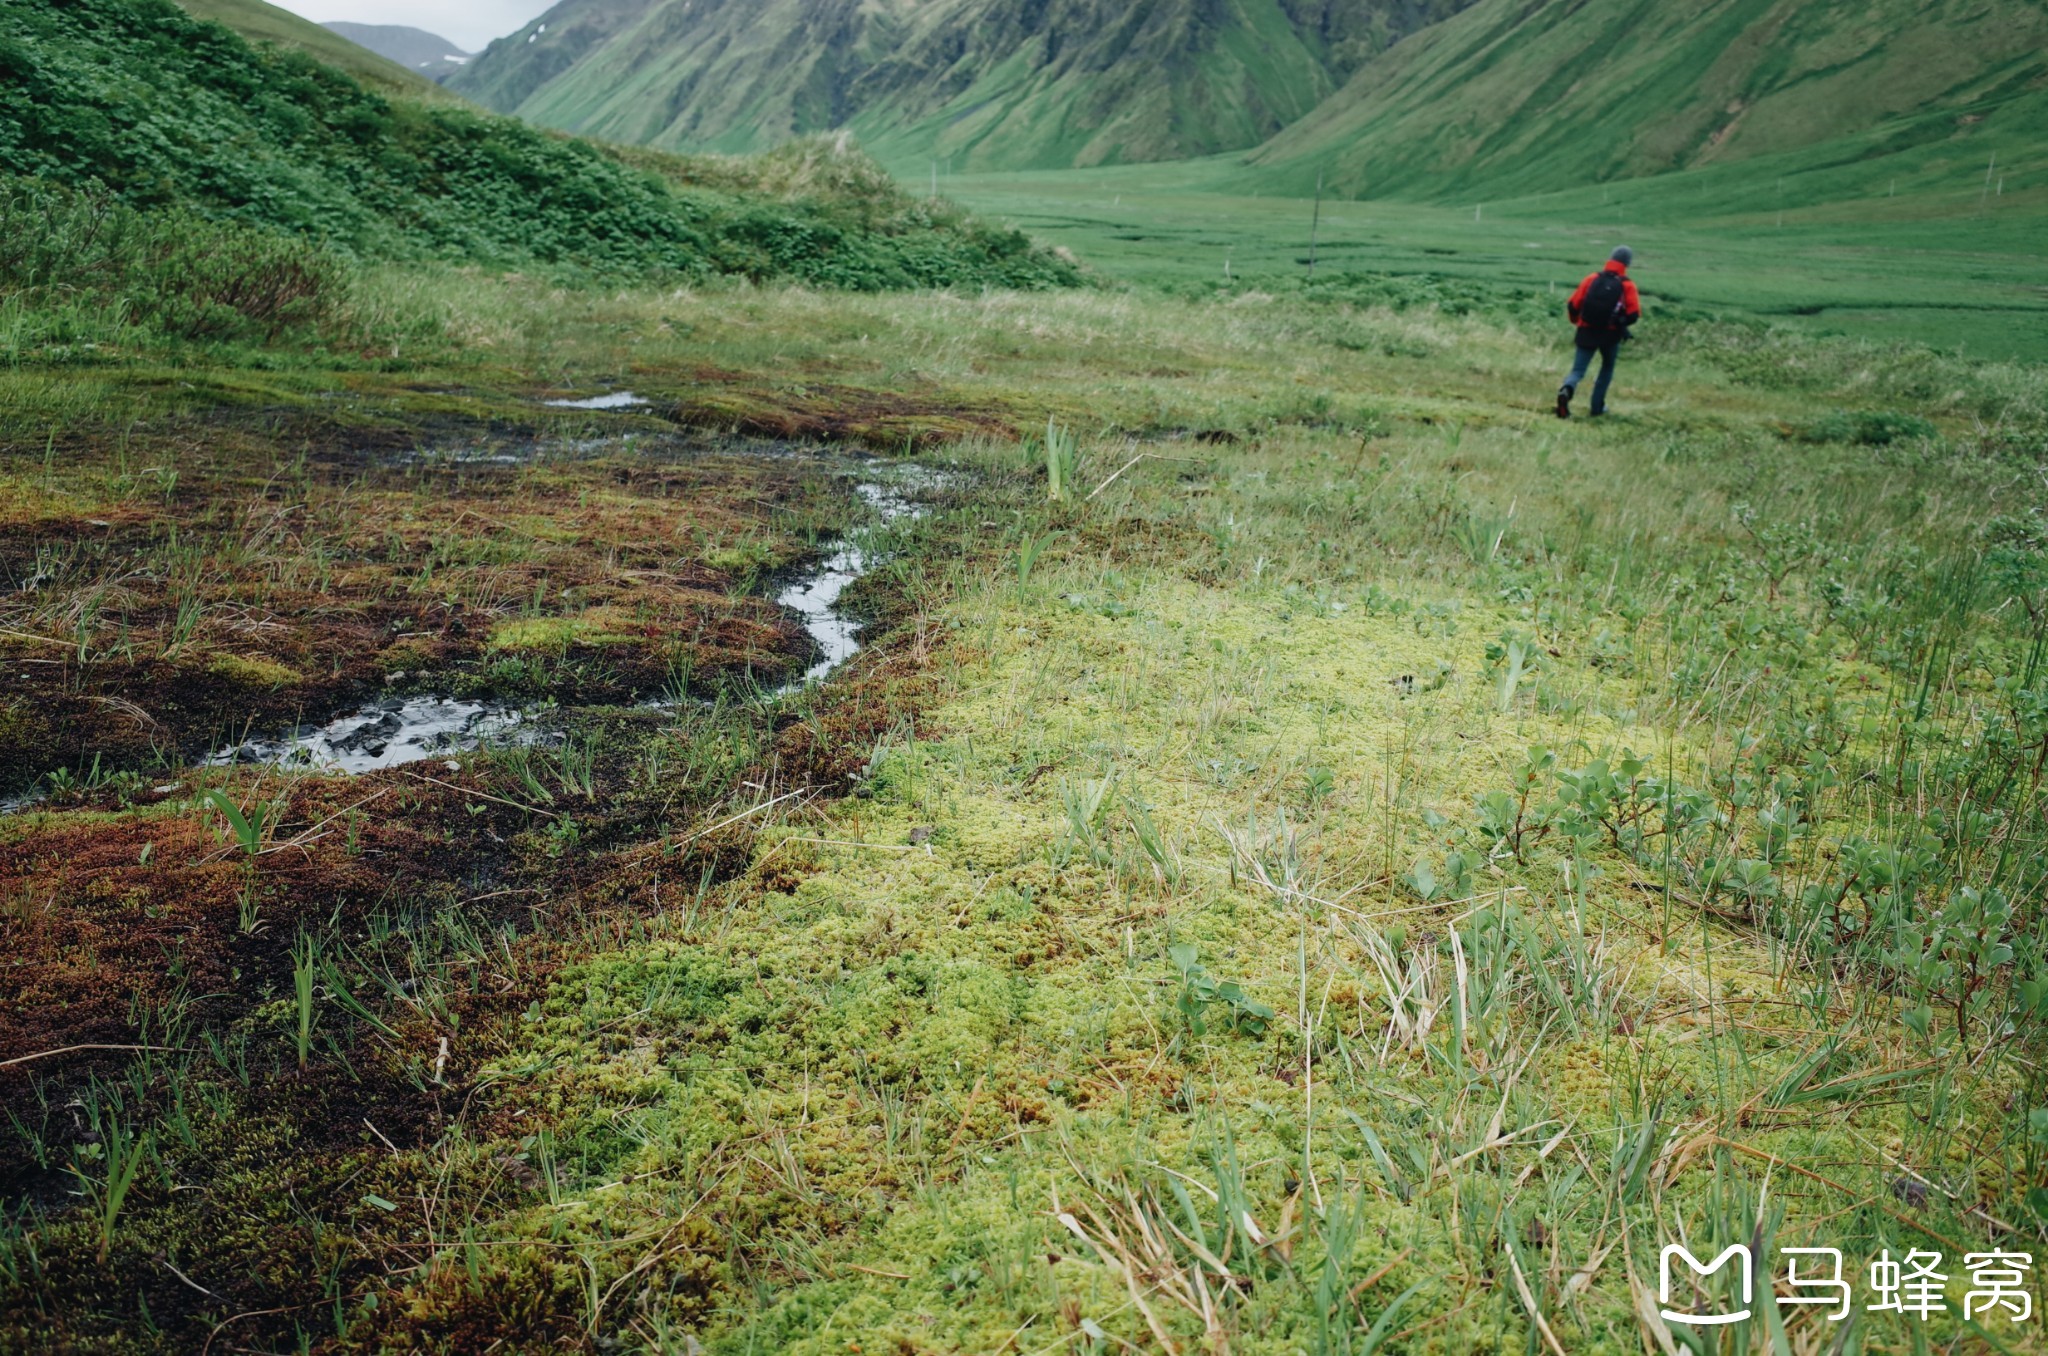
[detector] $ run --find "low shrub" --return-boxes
[1797,408,1940,446]
[0,178,348,352]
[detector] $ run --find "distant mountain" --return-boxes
[322,22,472,82]
[1246,0,2048,200]
[170,0,448,96]
[449,0,1480,171]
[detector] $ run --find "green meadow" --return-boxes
[940,157,2048,361]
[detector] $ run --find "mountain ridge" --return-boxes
[450,0,1477,170]
[453,0,2048,208]
[170,0,451,96]
[1246,0,2048,200]
[322,22,472,82]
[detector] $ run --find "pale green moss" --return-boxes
[0,474,98,525]
[205,652,300,687]
[488,608,645,651]
[703,542,776,575]
[460,565,1855,1351]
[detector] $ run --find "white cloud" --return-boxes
[268,0,556,53]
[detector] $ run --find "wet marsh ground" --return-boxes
[0,422,868,792]
[3,267,2047,1352]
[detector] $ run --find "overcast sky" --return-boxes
[272,0,553,53]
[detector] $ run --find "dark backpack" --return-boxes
[1579,270,1630,331]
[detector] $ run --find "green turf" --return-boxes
[941,157,2048,362]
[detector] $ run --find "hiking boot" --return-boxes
[1555,385,1573,419]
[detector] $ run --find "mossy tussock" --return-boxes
[0,425,957,1351]
[671,382,1017,451]
[361,499,2033,1350]
[437,574,1692,1349]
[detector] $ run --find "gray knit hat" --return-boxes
[1610,245,1634,266]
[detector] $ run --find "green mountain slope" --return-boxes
[0,0,1079,289]
[450,0,1478,170]
[321,22,472,82]
[171,0,450,97]
[446,0,657,114]
[1246,0,2048,201]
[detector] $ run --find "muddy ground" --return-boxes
[0,403,991,1351]
[0,420,879,795]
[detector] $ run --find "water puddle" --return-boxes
[544,391,649,410]
[206,696,529,773]
[194,462,943,770]
[383,434,645,470]
[778,543,868,687]
[775,472,945,689]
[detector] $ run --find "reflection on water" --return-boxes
[207,696,528,773]
[544,391,649,410]
[776,476,943,689]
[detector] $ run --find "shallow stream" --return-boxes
[196,460,940,774]
[543,391,650,410]
[774,479,928,689]
[205,696,528,774]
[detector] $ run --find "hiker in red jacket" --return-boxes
[1556,246,1641,418]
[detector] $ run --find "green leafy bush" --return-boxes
[0,178,346,350]
[1797,408,1939,446]
[0,0,1079,294]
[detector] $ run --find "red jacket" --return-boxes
[1568,260,1641,331]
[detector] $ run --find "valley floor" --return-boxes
[939,166,2048,362]
[3,273,2046,1353]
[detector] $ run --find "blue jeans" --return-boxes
[1565,334,1622,414]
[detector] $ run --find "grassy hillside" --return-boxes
[0,0,1080,298]
[171,0,451,97]
[1248,0,2048,202]
[451,0,1477,171]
